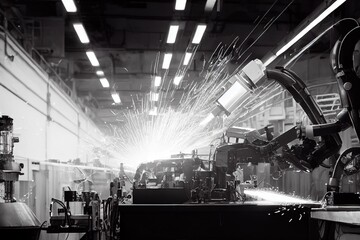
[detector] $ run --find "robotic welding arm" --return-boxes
[212,60,342,172]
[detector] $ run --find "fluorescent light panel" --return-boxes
[151,92,159,101]
[204,0,217,11]
[154,76,162,87]
[167,25,179,44]
[99,78,109,88]
[73,23,89,43]
[183,52,192,65]
[175,0,187,10]
[192,24,207,44]
[162,53,173,69]
[276,0,346,56]
[61,0,77,12]
[174,75,183,85]
[111,92,121,104]
[86,51,100,66]
[96,70,104,76]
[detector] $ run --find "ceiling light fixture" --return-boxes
[276,0,347,57]
[149,107,158,116]
[111,92,121,104]
[99,78,109,88]
[192,24,207,44]
[151,92,159,101]
[154,76,162,87]
[204,0,217,12]
[61,0,77,12]
[173,75,183,85]
[175,0,187,10]
[96,70,104,76]
[162,53,173,69]
[73,23,89,43]
[86,51,100,66]
[167,25,179,44]
[183,52,192,65]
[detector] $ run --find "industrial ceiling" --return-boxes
[1,0,359,130]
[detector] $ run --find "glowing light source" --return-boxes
[205,0,217,12]
[175,0,187,11]
[86,51,100,66]
[96,70,104,76]
[154,76,162,87]
[173,75,183,85]
[244,189,317,204]
[61,0,77,12]
[200,113,214,126]
[214,59,265,116]
[192,24,207,44]
[162,53,173,69]
[99,78,109,88]
[276,0,347,56]
[183,52,192,65]
[151,92,159,101]
[149,107,158,116]
[73,23,89,43]
[263,55,277,67]
[167,25,179,44]
[217,81,247,114]
[111,92,121,104]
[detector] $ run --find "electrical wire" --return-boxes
[51,198,71,227]
[40,220,47,230]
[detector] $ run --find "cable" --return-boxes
[51,198,71,227]
[40,220,47,230]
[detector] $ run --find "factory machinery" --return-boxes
[3,18,360,240]
[0,114,131,240]
[118,19,360,240]
[0,116,41,239]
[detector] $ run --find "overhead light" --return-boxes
[183,52,192,65]
[167,25,179,44]
[154,76,162,87]
[173,75,183,85]
[276,0,347,56]
[61,0,77,12]
[192,24,207,44]
[99,78,109,88]
[111,92,121,104]
[175,0,187,10]
[86,51,100,66]
[149,107,158,116]
[151,92,159,101]
[96,70,104,76]
[162,53,173,69]
[204,0,217,12]
[73,23,89,43]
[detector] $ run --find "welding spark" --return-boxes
[244,189,318,204]
[100,1,298,168]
